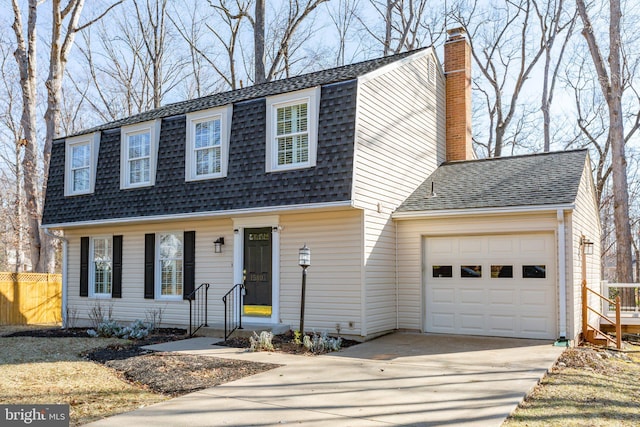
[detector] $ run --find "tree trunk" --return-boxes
[254,0,265,84]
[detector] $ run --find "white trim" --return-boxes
[44,200,354,230]
[232,216,280,324]
[557,209,567,339]
[64,132,100,196]
[185,105,233,181]
[120,120,161,189]
[392,204,575,220]
[358,48,434,84]
[265,87,320,172]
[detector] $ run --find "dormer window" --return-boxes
[185,105,232,181]
[120,120,161,189]
[266,87,320,172]
[64,132,100,196]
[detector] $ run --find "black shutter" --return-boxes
[183,231,196,300]
[144,233,155,299]
[112,235,123,298]
[80,237,89,297]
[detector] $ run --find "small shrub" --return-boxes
[144,306,165,330]
[88,302,114,329]
[303,331,342,353]
[87,319,152,340]
[293,330,303,345]
[249,331,275,352]
[65,306,79,329]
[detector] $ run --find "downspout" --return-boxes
[43,228,68,328]
[556,210,567,339]
[395,220,399,330]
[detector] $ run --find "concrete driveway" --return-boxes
[86,333,564,427]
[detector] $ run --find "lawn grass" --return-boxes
[0,335,167,426]
[504,344,640,426]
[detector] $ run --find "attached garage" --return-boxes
[425,233,557,339]
[394,150,602,342]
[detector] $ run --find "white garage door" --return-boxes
[425,233,557,339]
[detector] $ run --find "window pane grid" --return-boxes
[93,238,112,295]
[128,132,151,185]
[275,102,309,167]
[71,144,91,192]
[159,233,183,297]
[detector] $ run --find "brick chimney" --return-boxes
[444,27,473,161]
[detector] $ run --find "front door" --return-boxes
[243,228,272,316]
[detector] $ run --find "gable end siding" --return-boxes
[354,52,446,335]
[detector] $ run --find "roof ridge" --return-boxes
[443,148,587,166]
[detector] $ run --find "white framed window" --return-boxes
[90,237,112,297]
[185,105,232,181]
[265,87,320,172]
[64,132,100,196]
[156,232,183,300]
[120,120,161,189]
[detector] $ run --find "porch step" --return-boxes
[585,327,613,347]
[193,322,291,339]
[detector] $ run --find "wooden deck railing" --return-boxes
[0,272,62,325]
[582,281,621,349]
[602,282,640,318]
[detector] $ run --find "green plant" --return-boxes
[87,319,152,340]
[249,331,275,352]
[303,331,342,353]
[293,330,303,345]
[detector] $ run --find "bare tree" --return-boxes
[537,0,576,152]
[326,0,362,66]
[357,0,445,56]
[11,0,122,272]
[575,0,639,294]
[452,0,568,157]
[254,0,266,83]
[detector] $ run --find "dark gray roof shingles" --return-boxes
[397,149,588,212]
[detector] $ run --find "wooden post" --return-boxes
[615,295,622,349]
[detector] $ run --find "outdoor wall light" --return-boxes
[580,236,594,255]
[299,244,311,335]
[299,244,311,268]
[214,237,225,253]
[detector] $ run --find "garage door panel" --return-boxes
[489,289,516,305]
[426,233,557,340]
[488,315,517,333]
[460,314,484,331]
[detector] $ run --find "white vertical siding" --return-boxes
[354,50,446,335]
[568,158,602,340]
[396,213,559,331]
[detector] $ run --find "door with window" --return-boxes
[243,228,272,316]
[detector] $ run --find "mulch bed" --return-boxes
[7,327,279,396]
[216,330,360,355]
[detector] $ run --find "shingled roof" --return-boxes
[71,48,428,137]
[396,149,588,213]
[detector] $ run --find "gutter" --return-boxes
[43,200,354,230]
[43,228,68,328]
[392,204,575,220]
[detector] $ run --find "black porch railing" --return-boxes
[222,283,244,340]
[187,283,209,337]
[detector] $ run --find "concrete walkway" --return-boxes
[86,333,564,427]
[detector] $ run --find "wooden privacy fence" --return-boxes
[0,272,62,325]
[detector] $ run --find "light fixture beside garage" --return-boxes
[580,235,594,255]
